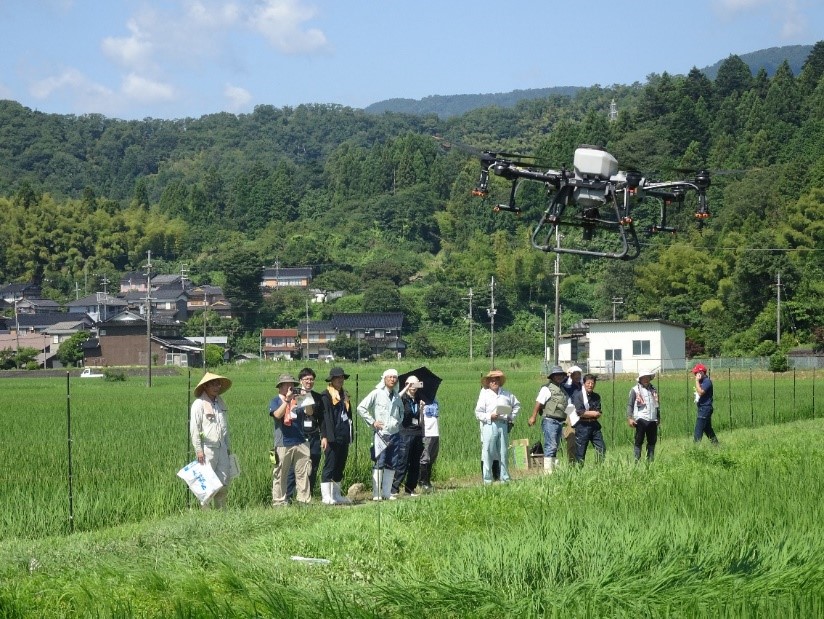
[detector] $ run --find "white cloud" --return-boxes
[122,73,176,103]
[715,0,770,11]
[101,18,154,71]
[224,83,252,112]
[30,67,113,101]
[248,0,329,54]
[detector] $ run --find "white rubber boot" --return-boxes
[543,456,554,475]
[372,469,383,501]
[320,482,335,505]
[382,469,396,500]
[332,482,351,505]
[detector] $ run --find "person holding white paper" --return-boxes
[571,374,605,464]
[269,373,311,507]
[357,368,404,500]
[475,369,520,484]
[190,372,233,509]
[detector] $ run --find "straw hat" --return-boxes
[194,372,232,397]
[481,369,506,387]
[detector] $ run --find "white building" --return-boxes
[560,319,686,375]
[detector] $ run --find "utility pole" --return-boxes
[487,276,497,368]
[305,297,310,360]
[145,251,153,387]
[464,287,474,360]
[776,272,782,346]
[13,296,21,369]
[612,297,624,321]
[552,231,564,365]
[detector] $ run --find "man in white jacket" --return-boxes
[357,368,404,500]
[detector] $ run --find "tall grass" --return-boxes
[1,360,821,538]
[0,420,822,617]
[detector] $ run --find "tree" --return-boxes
[220,245,263,330]
[328,335,370,361]
[362,278,402,313]
[56,331,90,367]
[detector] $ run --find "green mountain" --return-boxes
[364,45,813,118]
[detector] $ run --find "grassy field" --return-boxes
[1,359,822,539]
[0,415,822,617]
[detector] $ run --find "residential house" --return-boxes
[124,284,189,322]
[332,312,405,359]
[0,282,42,304]
[46,316,95,346]
[10,313,71,334]
[261,266,313,291]
[67,293,128,323]
[87,310,185,366]
[187,285,233,318]
[261,328,299,360]
[15,298,62,314]
[0,332,54,367]
[297,320,336,360]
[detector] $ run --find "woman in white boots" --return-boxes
[318,367,353,505]
[357,368,404,500]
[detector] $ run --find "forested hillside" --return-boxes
[1,43,824,359]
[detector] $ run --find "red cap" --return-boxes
[691,363,707,374]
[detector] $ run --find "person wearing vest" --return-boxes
[528,365,568,474]
[571,373,606,464]
[319,367,353,505]
[626,369,660,462]
[475,369,520,484]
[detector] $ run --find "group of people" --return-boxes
[189,366,441,509]
[477,362,718,481]
[189,361,716,508]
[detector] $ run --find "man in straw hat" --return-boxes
[475,369,520,484]
[626,369,660,462]
[528,365,569,474]
[190,372,234,509]
[269,373,312,506]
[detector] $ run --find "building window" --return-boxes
[605,349,622,361]
[632,340,651,356]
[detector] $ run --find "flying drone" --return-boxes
[470,144,711,260]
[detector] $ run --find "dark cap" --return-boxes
[325,366,350,381]
[547,365,565,378]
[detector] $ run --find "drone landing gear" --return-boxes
[531,189,640,260]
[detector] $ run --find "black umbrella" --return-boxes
[398,366,442,404]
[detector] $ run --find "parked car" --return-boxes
[80,368,105,378]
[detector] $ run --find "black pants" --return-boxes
[392,433,424,494]
[633,419,658,461]
[322,441,349,483]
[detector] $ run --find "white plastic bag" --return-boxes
[177,460,223,506]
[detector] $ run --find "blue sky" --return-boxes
[0,0,821,120]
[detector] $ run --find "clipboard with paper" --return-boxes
[371,431,387,461]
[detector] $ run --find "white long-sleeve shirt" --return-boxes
[475,387,520,424]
